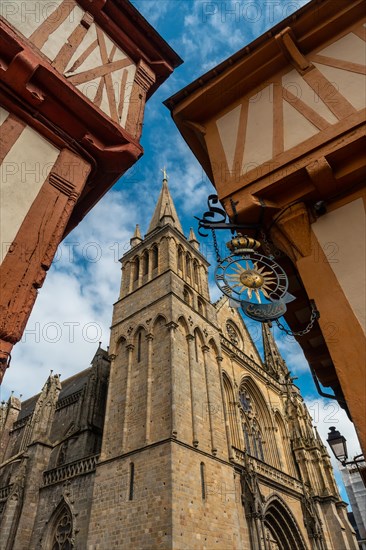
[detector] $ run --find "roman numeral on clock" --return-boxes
[222,285,232,295]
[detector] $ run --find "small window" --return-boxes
[183,287,191,305]
[129,462,134,501]
[134,257,140,281]
[142,251,149,276]
[200,462,206,500]
[177,247,183,271]
[186,254,192,279]
[152,246,158,270]
[198,298,205,316]
[137,332,142,362]
[193,260,199,285]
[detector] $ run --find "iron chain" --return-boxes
[211,229,222,263]
[275,303,319,337]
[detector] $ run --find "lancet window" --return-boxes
[183,286,193,306]
[142,251,149,275]
[152,245,159,270]
[226,321,242,349]
[50,505,74,549]
[177,246,183,272]
[186,254,192,279]
[239,385,267,462]
[133,257,139,281]
[193,260,199,286]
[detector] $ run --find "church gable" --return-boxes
[215,296,262,364]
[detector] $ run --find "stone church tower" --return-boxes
[0,176,357,549]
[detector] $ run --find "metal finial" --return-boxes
[161,167,168,182]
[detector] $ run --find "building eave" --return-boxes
[164,0,365,184]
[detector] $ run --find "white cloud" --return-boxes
[181,0,310,77]
[130,0,173,26]
[0,190,138,401]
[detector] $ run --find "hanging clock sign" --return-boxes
[215,236,294,322]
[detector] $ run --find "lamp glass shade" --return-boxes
[327,426,348,462]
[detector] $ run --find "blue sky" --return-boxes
[1,0,361,503]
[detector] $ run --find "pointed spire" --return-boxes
[188,227,200,250]
[130,224,143,248]
[147,174,183,234]
[261,322,289,379]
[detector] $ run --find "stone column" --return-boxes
[202,345,217,455]
[187,334,198,447]
[167,322,178,438]
[122,344,134,453]
[145,333,153,444]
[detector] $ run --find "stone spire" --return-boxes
[30,373,61,443]
[188,227,200,250]
[147,174,183,234]
[130,224,143,248]
[261,322,289,379]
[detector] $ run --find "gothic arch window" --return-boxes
[152,245,159,270]
[49,503,74,550]
[193,260,199,286]
[222,373,241,449]
[239,378,277,466]
[275,412,296,476]
[186,254,192,279]
[137,331,142,362]
[183,286,192,306]
[197,297,205,316]
[57,440,68,466]
[142,250,149,276]
[226,321,242,349]
[177,246,183,272]
[133,256,140,282]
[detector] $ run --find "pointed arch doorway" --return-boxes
[263,498,307,550]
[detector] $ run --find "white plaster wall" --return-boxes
[1,0,65,38]
[216,105,241,174]
[312,199,366,333]
[1,0,137,128]
[0,125,59,264]
[282,69,338,125]
[314,63,366,112]
[242,84,274,171]
[318,32,366,66]
[283,101,319,150]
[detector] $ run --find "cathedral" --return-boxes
[0,177,357,549]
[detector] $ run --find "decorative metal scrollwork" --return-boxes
[195,195,260,237]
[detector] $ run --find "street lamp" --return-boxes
[327,427,366,488]
[327,426,348,463]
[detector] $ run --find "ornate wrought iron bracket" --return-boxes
[195,195,263,237]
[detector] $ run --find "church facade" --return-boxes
[0,178,357,549]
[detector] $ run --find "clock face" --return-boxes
[215,252,288,304]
